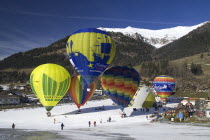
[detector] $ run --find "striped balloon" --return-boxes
[153,75,175,100]
[101,66,140,111]
[68,75,95,109]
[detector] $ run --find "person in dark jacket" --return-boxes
[12,123,15,129]
[109,117,111,122]
[61,123,64,130]
[88,121,91,127]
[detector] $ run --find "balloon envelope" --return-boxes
[30,63,71,111]
[68,75,95,109]
[101,66,140,111]
[142,92,156,108]
[129,85,155,108]
[153,75,175,100]
[66,28,116,85]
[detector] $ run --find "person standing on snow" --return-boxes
[61,123,64,130]
[109,117,111,122]
[88,121,91,127]
[12,123,15,129]
[54,118,56,124]
[94,121,96,127]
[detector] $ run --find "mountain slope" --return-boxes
[99,22,206,48]
[109,32,155,67]
[0,32,155,83]
[1,22,210,84]
[156,22,210,60]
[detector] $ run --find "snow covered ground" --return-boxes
[0,99,210,140]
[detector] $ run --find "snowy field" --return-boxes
[0,99,210,140]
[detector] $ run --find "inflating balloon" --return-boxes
[30,63,71,112]
[153,75,175,101]
[101,66,140,112]
[142,92,156,108]
[66,28,116,85]
[129,85,155,108]
[68,75,95,109]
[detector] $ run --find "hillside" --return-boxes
[109,32,155,67]
[0,32,155,83]
[156,22,210,60]
[134,52,210,97]
[1,22,210,91]
[171,52,210,79]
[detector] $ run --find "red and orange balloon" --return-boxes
[68,75,95,109]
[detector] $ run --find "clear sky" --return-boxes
[0,0,210,60]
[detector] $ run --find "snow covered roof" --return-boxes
[0,93,20,98]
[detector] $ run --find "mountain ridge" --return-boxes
[1,22,210,84]
[156,21,210,60]
[99,21,208,48]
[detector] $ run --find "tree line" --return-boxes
[0,71,30,84]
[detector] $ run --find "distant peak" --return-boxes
[99,21,207,48]
[125,26,133,29]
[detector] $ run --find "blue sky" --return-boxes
[0,0,210,60]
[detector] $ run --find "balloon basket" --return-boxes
[46,111,51,117]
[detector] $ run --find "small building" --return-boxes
[95,89,103,95]
[0,84,27,91]
[0,84,10,91]
[206,108,210,118]
[181,99,195,106]
[205,100,210,106]
[205,100,210,118]
[0,93,20,105]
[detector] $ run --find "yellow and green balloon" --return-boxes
[129,85,156,108]
[142,92,156,108]
[30,63,71,111]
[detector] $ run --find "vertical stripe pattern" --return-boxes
[30,63,71,111]
[68,75,95,109]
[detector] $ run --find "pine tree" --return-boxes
[200,53,204,59]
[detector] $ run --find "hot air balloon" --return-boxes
[66,28,116,85]
[142,92,156,108]
[101,66,140,112]
[68,75,95,111]
[30,63,71,115]
[153,75,175,102]
[129,85,155,108]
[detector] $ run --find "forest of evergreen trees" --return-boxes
[191,62,203,75]
[0,71,29,83]
[140,60,203,81]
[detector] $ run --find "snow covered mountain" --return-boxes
[99,22,208,48]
